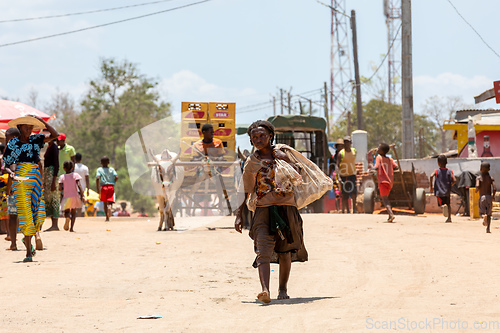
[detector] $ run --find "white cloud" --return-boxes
[414,73,498,110]
[159,70,263,115]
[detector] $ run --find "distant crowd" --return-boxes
[0,115,125,262]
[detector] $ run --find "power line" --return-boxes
[0,0,211,48]
[237,87,327,114]
[0,0,178,23]
[237,105,274,114]
[238,100,274,110]
[315,0,350,18]
[445,0,500,60]
[363,23,402,84]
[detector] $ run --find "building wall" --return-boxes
[400,157,500,191]
[459,130,500,158]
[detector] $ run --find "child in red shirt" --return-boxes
[369,143,398,222]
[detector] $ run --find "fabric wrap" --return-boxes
[276,144,333,209]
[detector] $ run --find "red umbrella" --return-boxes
[0,99,52,130]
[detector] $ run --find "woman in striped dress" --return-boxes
[3,115,58,262]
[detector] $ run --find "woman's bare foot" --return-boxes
[44,226,60,232]
[35,237,43,250]
[257,291,271,304]
[6,244,17,251]
[64,218,70,231]
[277,289,290,300]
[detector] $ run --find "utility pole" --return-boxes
[299,100,304,114]
[401,0,414,158]
[272,96,276,116]
[280,89,284,115]
[324,82,330,139]
[350,10,363,130]
[287,91,292,114]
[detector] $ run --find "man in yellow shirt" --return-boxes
[336,136,358,213]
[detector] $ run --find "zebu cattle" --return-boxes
[150,149,184,231]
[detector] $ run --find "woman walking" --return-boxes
[234,120,308,304]
[3,115,58,262]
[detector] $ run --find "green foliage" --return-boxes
[51,58,172,215]
[330,99,440,158]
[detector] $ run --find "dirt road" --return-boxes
[1,213,499,332]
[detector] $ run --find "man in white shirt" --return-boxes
[74,152,90,216]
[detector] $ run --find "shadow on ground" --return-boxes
[242,296,338,306]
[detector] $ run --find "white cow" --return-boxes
[150,149,184,231]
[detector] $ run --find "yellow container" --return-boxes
[469,188,479,219]
[208,102,235,120]
[180,121,203,138]
[220,140,236,161]
[182,102,208,113]
[181,102,208,122]
[179,137,199,161]
[212,119,236,139]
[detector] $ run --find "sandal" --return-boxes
[22,239,36,257]
[23,257,33,262]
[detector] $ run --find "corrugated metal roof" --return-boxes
[455,109,500,121]
[456,112,500,125]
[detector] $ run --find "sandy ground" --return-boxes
[2,212,500,333]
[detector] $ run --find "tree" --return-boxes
[45,90,78,130]
[421,95,470,153]
[69,58,172,214]
[330,98,439,158]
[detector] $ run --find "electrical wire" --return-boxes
[315,0,350,18]
[0,0,211,48]
[237,104,274,114]
[237,86,326,113]
[238,100,274,110]
[445,0,500,60]
[362,23,402,85]
[0,0,179,23]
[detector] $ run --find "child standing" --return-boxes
[430,155,456,223]
[74,153,90,217]
[476,162,496,233]
[96,156,118,222]
[59,161,84,232]
[369,143,398,222]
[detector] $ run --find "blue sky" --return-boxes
[0,0,498,132]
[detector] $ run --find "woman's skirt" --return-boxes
[12,163,46,236]
[43,165,60,218]
[249,205,308,267]
[61,196,83,210]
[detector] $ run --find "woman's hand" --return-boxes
[272,149,288,161]
[234,215,243,233]
[28,114,46,123]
